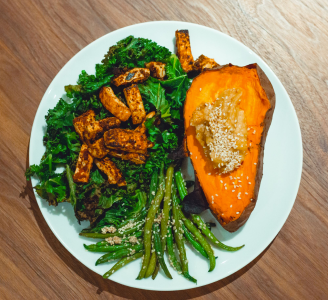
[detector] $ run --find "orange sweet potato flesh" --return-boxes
[184,64,275,232]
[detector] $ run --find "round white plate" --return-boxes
[29,21,302,291]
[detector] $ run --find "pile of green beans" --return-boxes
[81,166,245,282]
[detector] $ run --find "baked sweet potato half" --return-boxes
[184,64,275,232]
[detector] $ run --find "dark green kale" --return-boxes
[26,36,187,229]
[102,35,171,69]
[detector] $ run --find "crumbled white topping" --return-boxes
[101,226,117,234]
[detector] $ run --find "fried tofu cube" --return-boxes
[99,87,131,122]
[95,157,126,186]
[194,55,219,71]
[104,128,148,154]
[107,150,147,165]
[88,138,109,158]
[112,68,150,87]
[123,84,146,125]
[84,121,103,143]
[144,62,166,79]
[73,110,95,142]
[99,117,121,131]
[175,30,194,73]
[84,117,121,143]
[73,144,94,183]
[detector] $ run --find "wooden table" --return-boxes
[1,0,327,299]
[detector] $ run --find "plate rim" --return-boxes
[29,20,303,291]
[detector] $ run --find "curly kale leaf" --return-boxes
[102,35,171,69]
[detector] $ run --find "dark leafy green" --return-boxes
[26,35,189,230]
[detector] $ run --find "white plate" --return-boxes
[29,21,302,291]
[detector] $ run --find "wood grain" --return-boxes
[1,0,328,299]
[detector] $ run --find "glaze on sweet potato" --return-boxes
[184,64,275,232]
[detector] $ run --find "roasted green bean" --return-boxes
[191,214,245,251]
[103,251,144,279]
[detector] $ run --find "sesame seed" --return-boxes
[248,182,251,185]
[225,187,227,190]
[220,180,223,183]
[247,128,250,131]
[254,163,257,165]
[236,212,240,214]
[230,205,232,208]
[208,173,211,175]
[215,194,218,196]
[245,192,248,195]
[247,176,249,180]
[200,88,202,91]
[232,190,235,192]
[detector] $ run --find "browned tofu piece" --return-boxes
[145,62,166,79]
[73,110,95,142]
[108,150,147,165]
[123,84,146,125]
[95,157,126,186]
[104,128,148,154]
[175,30,194,73]
[84,117,121,143]
[73,144,94,183]
[99,87,131,122]
[84,121,103,143]
[88,138,109,158]
[194,55,219,71]
[99,117,121,131]
[112,68,150,87]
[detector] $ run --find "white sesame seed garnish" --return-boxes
[225,187,227,190]
[254,163,257,165]
[200,88,202,91]
[248,182,251,185]
[230,205,232,208]
[253,130,256,134]
[236,212,240,214]
[247,176,249,180]
[232,190,235,192]
[190,152,192,155]
[215,194,218,196]
[247,128,250,131]
[208,173,211,175]
[220,180,223,183]
[245,192,248,195]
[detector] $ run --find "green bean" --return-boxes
[175,171,188,202]
[166,225,182,274]
[84,240,142,253]
[190,214,245,251]
[137,162,165,280]
[172,186,197,283]
[161,165,174,251]
[153,222,172,279]
[96,243,144,266]
[80,221,144,239]
[145,252,157,278]
[66,165,77,209]
[148,169,159,206]
[103,251,144,279]
[182,224,208,259]
[118,210,147,229]
[179,210,216,272]
[152,261,160,280]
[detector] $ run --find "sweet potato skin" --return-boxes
[184,63,275,232]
